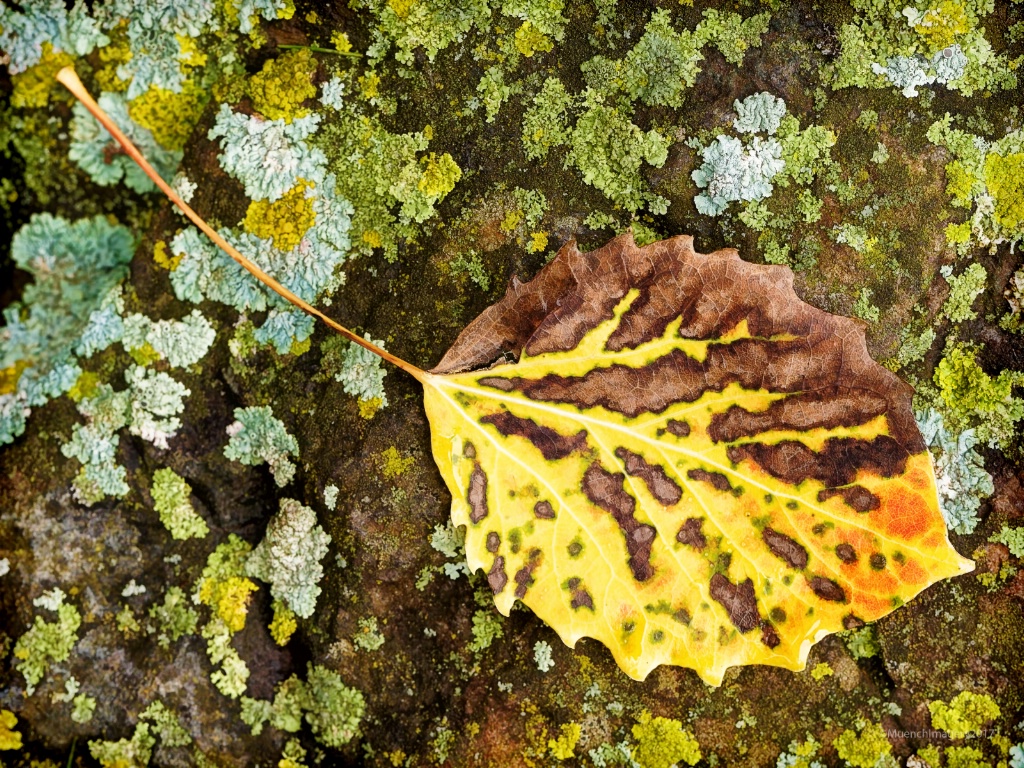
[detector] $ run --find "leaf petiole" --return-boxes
[55,66,425,382]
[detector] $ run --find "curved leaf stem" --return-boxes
[55,66,426,383]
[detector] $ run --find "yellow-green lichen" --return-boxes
[928,692,1000,739]
[548,722,581,760]
[833,723,892,768]
[11,43,74,109]
[249,48,317,122]
[242,179,317,251]
[380,446,415,479]
[270,599,298,646]
[631,712,701,768]
[984,153,1024,233]
[128,80,209,151]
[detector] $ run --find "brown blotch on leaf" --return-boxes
[431,233,924,464]
[817,486,881,513]
[468,463,488,523]
[676,517,707,550]
[687,468,733,492]
[808,576,847,603]
[581,463,656,582]
[567,541,583,557]
[760,621,781,649]
[615,446,683,506]
[486,532,500,553]
[842,614,866,630]
[762,527,809,569]
[463,442,476,459]
[567,577,595,611]
[478,376,514,391]
[709,389,889,444]
[769,606,786,623]
[835,543,858,563]
[709,573,760,633]
[673,608,692,625]
[728,437,909,490]
[870,553,887,571]
[480,411,588,460]
[666,419,691,437]
[533,500,555,519]
[488,556,508,594]
[514,548,543,599]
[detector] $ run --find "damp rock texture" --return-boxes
[1,1,1023,766]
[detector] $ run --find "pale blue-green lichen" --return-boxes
[0,0,107,74]
[1,214,134,445]
[122,310,216,368]
[245,498,331,618]
[915,408,993,534]
[534,639,555,672]
[330,336,389,408]
[734,92,787,136]
[941,263,987,323]
[224,405,300,486]
[692,135,784,216]
[69,92,182,193]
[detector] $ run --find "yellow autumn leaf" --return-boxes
[423,233,972,685]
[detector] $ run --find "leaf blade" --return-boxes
[425,234,972,684]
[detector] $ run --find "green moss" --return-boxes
[833,723,892,768]
[249,48,318,122]
[152,468,209,540]
[630,712,701,768]
[928,692,1000,739]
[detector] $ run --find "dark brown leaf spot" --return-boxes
[687,468,733,492]
[666,419,691,437]
[808,576,847,603]
[673,608,692,625]
[615,446,683,506]
[480,411,588,461]
[842,614,866,630]
[835,543,858,563]
[478,376,514,391]
[709,573,760,633]
[870,553,887,571]
[567,540,583,558]
[762,527,809,569]
[817,486,881,513]
[769,606,786,623]
[488,556,507,594]
[566,578,595,611]
[468,463,488,523]
[486,532,500,553]
[533,501,555,519]
[514,549,542,599]
[581,463,655,582]
[676,518,707,550]
[760,621,781,648]
[463,442,476,459]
